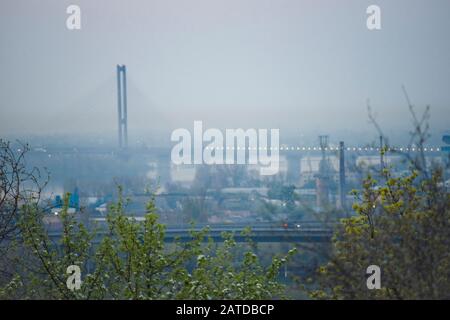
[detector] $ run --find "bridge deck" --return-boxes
[48,222,334,243]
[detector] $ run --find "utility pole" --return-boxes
[379,135,384,170]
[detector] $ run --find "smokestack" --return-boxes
[339,141,346,211]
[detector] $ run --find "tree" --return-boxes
[0,140,47,243]
[309,95,450,299]
[310,167,450,299]
[1,187,295,299]
[0,140,48,287]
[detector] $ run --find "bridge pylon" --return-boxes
[117,65,128,150]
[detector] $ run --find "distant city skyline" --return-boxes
[1,0,449,144]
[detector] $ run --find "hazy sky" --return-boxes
[1,0,449,143]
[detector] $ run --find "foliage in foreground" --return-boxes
[0,189,295,299]
[310,166,450,299]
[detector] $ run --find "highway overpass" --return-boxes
[48,221,335,243]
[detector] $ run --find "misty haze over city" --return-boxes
[1,0,449,146]
[1,0,450,303]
